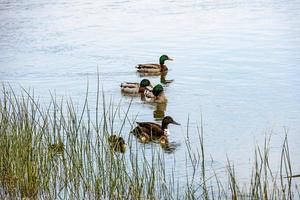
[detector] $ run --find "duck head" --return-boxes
[152,84,164,96]
[159,55,174,65]
[140,79,151,87]
[161,116,180,130]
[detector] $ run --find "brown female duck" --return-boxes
[132,116,180,139]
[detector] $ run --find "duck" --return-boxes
[144,84,167,103]
[138,132,150,143]
[136,55,174,73]
[120,79,152,94]
[158,135,178,153]
[159,135,169,147]
[131,116,180,139]
[108,134,126,153]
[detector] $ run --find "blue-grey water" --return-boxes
[1,0,300,184]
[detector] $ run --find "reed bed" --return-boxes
[0,84,299,199]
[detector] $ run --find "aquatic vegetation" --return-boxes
[48,140,64,155]
[0,85,299,199]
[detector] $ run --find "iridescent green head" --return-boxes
[140,79,151,87]
[159,55,173,65]
[152,84,164,96]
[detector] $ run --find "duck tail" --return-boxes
[131,125,142,136]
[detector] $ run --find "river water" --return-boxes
[1,0,300,184]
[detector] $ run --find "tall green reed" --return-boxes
[0,83,299,199]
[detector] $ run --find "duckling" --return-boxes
[120,79,152,94]
[131,116,180,138]
[144,84,167,103]
[108,135,126,153]
[139,132,150,143]
[158,135,178,153]
[159,135,169,147]
[136,55,174,73]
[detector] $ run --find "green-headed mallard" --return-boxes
[144,84,167,103]
[120,79,152,94]
[136,55,174,73]
[108,135,126,153]
[131,116,180,138]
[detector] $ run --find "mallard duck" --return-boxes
[120,79,152,94]
[144,84,167,103]
[131,116,180,138]
[108,135,126,153]
[136,55,174,73]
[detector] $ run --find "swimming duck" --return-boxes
[158,135,178,153]
[144,84,167,103]
[120,79,152,94]
[131,116,180,138]
[138,132,150,143]
[159,135,169,147]
[108,134,126,153]
[136,55,174,73]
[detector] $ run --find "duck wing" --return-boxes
[131,126,148,137]
[136,64,160,69]
[136,64,162,73]
[135,122,164,137]
[120,82,139,88]
[120,82,140,93]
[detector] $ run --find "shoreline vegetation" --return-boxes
[0,84,299,199]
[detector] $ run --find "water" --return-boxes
[1,0,300,183]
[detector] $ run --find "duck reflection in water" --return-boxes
[138,71,174,85]
[153,102,167,120]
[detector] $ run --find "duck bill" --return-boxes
[172,121,180,125]
[168,57,174,61]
